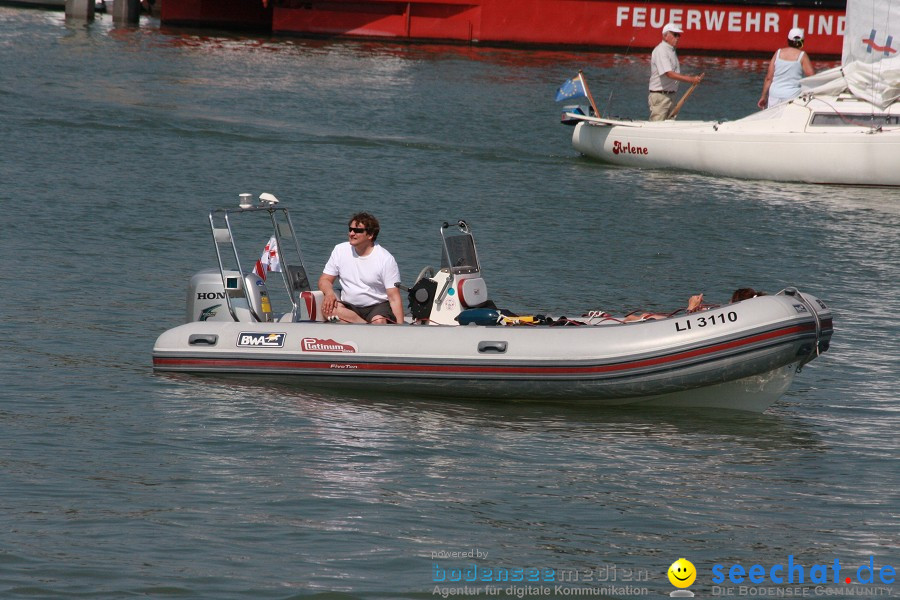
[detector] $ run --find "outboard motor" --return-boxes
[186,269,273,323]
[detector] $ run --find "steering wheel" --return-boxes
[415,266,436,283]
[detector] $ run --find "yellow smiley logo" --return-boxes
[668,558,697,588]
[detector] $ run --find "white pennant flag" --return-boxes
[253,236,281,280]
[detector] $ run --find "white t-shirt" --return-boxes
[649,41,680,92]
[322,242,401,307]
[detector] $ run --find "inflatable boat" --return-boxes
[152,194,834,412]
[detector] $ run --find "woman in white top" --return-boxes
[758,28,815,109]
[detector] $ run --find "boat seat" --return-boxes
[457,277,489,308]
[299,291,326,321]
[298,290,344,321]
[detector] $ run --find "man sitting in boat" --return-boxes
[648,22,704,121]
[317,213,406,325]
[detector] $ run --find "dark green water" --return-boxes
[1,7,897,599]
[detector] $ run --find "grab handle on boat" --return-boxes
[783,287,821,372]
[189,334,219,346]
[478,341,508,354]
[436,276,453,305]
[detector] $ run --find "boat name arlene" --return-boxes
[612,141,649,155]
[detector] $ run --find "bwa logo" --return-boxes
[237,332,286,348]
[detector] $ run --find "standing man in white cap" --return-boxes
[757,27,815,109]
[648,22,704,121]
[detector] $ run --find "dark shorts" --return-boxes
[343,300,394,323]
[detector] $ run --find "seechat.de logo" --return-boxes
[712,555,896,586]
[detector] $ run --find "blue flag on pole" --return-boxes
[555,75,587,102]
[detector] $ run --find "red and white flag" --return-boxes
[253,236,281,280]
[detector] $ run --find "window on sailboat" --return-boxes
[810,113,900,126]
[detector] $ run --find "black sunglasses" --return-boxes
[349,226,367,234]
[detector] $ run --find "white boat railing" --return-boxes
[207,195,311,323]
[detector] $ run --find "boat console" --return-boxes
[407,220,494,325]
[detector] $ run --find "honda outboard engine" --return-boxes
[186,269,273,323]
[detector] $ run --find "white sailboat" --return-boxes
[561,0,900,186]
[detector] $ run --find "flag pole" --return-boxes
[578,70,600,117]
[669,73,704,120]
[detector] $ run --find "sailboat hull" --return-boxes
[570,96,900,186]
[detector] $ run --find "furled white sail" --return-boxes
[842,0,897,65]
[802,0,900,108]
